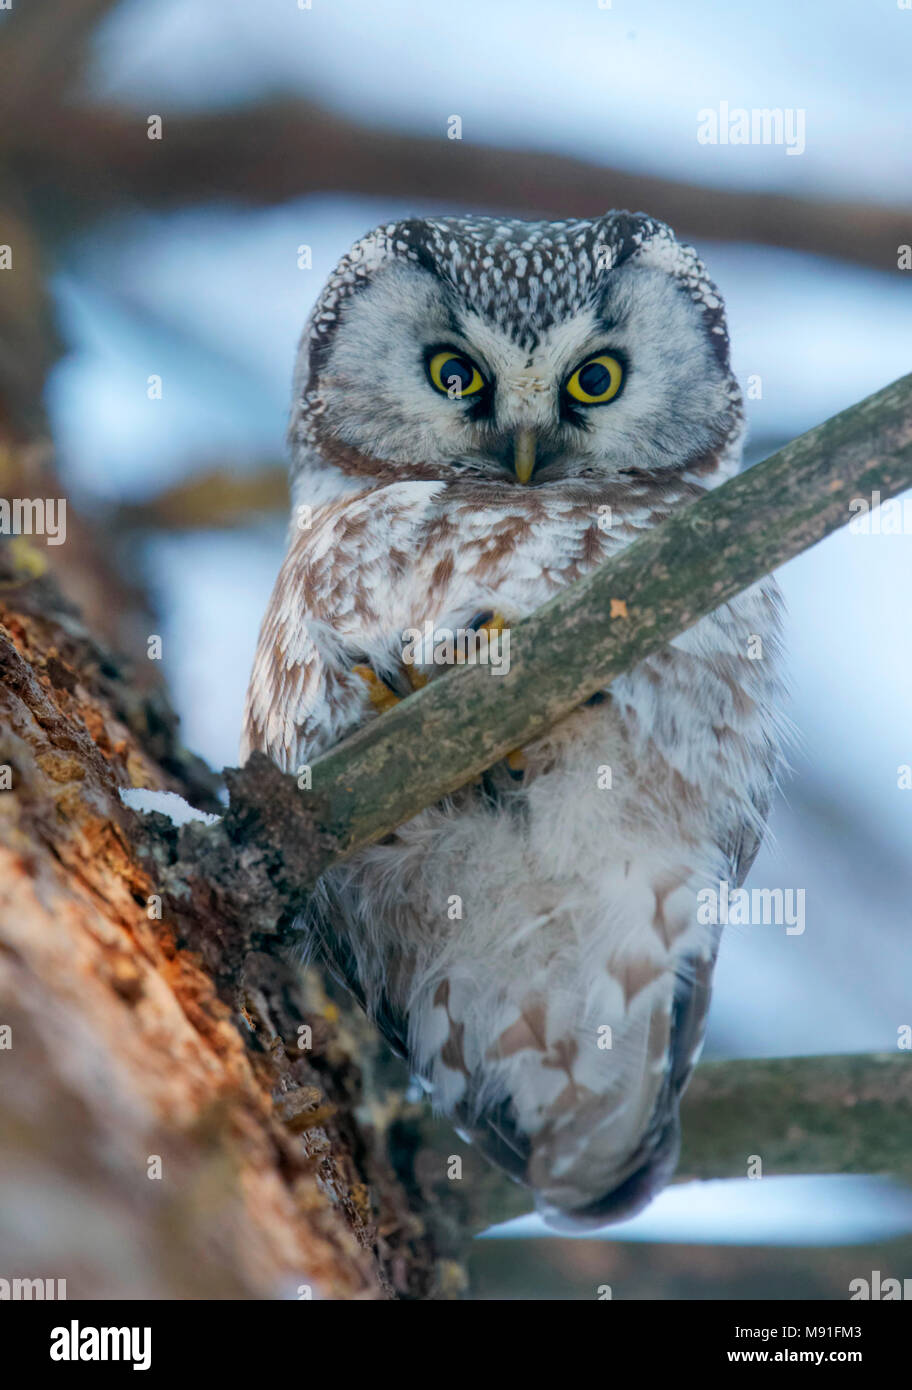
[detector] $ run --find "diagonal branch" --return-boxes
[309,372,912,858]
[137,372,912,964]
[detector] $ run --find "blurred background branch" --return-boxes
[3,96,908,274]
[409,1053,912,1240]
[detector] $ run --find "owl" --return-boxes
[242,211,784,1229]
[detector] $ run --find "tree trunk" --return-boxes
[0,452,450,1299]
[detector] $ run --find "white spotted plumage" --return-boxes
[243,211,785,1227]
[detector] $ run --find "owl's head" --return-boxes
[290,212,742,500]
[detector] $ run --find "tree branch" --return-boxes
[677,1054,912,1184]
[366,1054,912,1237]
[153,371,912,927]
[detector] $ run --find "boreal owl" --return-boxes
[242,211,784,1228]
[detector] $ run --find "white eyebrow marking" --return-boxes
[502,369,551,396]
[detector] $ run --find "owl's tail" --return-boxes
[428,936,716,1230]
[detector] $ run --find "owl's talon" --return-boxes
[505,748,527,774]
[352,664,402,714]
[468,610,507,639]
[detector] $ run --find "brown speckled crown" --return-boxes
[291,210,736,461]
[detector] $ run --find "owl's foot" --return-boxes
[355,612,526,777]
[352,657,428,713]
[351,664,401,713]
[465,609,507,650]
[505,748,527,776]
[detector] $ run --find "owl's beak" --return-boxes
[513,428,537,484]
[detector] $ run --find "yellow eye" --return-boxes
[565,354,624,405]
[427,349,485,398]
